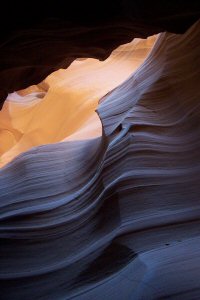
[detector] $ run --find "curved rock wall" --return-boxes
[0,20,200,299]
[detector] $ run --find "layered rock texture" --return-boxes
[0,12,200,299]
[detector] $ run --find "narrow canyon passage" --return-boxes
[0,15,200,300]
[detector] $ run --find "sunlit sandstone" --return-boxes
[0,36,156,167]
[0,20,200,300]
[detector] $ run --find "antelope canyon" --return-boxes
[0,1,200,300]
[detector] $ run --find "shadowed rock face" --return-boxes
[0,0,200,107]
[0,19,200,300]
[1,2,200,299]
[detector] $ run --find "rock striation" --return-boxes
[0,19,200,299]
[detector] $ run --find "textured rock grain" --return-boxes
[0,20,200,299]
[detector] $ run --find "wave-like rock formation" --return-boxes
[0,19,200,299]
[0,1,200,107]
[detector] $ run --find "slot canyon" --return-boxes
[0,1,200,299]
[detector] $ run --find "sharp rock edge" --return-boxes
[0,20,200,300]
